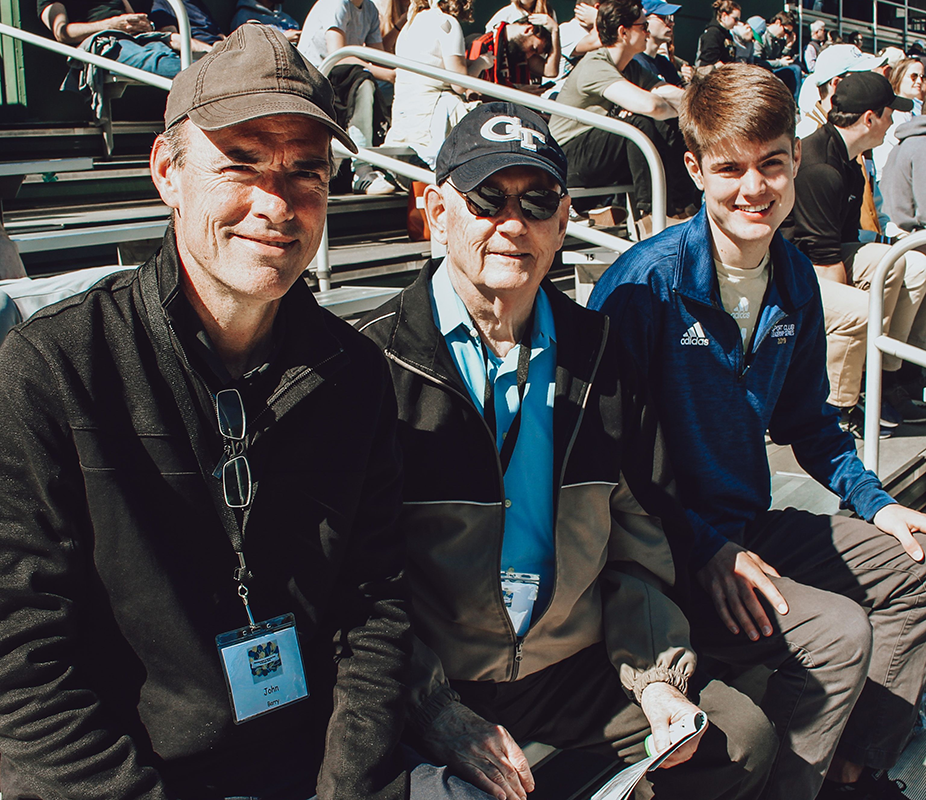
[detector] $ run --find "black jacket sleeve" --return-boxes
[0,330,175,800]
[315,348,412,800]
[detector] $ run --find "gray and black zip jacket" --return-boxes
[360,260,697,732]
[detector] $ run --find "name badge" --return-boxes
[501,571,540,636]
[216,613,309,724]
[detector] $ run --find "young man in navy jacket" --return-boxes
[590,63,926,800]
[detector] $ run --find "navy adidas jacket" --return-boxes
[588,206,894,569]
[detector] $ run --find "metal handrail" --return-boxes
[313,46,649,289]
[319,46,666,233]
[863,230,926,474]
[0,0,192,91]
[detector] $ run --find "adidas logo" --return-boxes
[680,322,710,346]
[731,298,750,320]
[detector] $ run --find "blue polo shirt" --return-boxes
[430,262,557,616]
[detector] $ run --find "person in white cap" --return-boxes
[797,43,887,135]
[804,18,826,71]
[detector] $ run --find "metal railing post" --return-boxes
[163,0,192,69]
[0,22,173,89]
[864,230,926,474]
[318,46,667,233]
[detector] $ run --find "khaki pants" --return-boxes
[691,510,926,800]
[818,242,926,407]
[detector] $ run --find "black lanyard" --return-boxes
[480,310,534,475]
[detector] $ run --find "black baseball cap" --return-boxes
[164,23,357,152]
[831,71,913,114]
[435,102,568,191]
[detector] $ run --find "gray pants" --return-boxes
[444,643,777,800]
[690,509,926,800]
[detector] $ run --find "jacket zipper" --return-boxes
[389,319,608,680]
[385,352,523,670]
[686,295,787,381]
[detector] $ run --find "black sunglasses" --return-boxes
[216,388,252,508]
[451,182,566,221]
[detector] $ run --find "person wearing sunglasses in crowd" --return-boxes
[359,102,776,800]
[0,25,423,800]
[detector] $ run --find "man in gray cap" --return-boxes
[0,24,412,800]
[360,101,776,800]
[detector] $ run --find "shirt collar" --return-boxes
[430,259,557,348]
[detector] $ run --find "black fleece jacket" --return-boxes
[0,231,411,800]
[784,122,865,265]
[696,20,736,66]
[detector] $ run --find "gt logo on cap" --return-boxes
[480,115,547,152]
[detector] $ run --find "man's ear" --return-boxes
[150,134,182,211]
[683,151,704,191]
[792,136,802,178]
[423,184,449,246]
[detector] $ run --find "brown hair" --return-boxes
[680,63,796,162]
[408,0,473,23]
[712,0,740,19]
[890,57,924,97]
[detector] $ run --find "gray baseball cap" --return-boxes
[164,24,357,152]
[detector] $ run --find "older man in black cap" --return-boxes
[0,24,412,800]
[360,102,776,800]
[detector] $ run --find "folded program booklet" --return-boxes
[589,711,708,800]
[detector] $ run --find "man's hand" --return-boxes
[108,13,153,34]
[574,2,598,27]
[425,702,534,800]
[640,682,708,768]
[873,503,926,562]
[283,29,300,44]
[696,541,789,640]
[528,12,557,33]
[780,55,794,65]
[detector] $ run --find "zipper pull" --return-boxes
[515,639,524,662]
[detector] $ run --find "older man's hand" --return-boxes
[873,503,926,562]
[640,682,708,768]
[425,701,534,800]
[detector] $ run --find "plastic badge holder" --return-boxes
[216,613,309,724]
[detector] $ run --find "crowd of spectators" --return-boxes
[29,0,926,431]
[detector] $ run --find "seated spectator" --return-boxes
[804,18,825,71]
[695,0,739,67]
[466,17,554,90]
[549,0,697,224]
[373,0,411,52]
[751,12,802,95]
[876,45,907,81]
[385,0,476,167]
[784,72,926,426]
[360,100,778,800]
[149,0,224,50]
[590,62,926,800]
[231,0,301,42]
[797,44,887,137]
[484,0,553,30]
[545,0,601,96]
[298,0,398,194]
[873,57,923,180]
[633,0,687,86]
[483,0,561,86]
[38,0,182,78]
[729,18,753,62]
[882,115,926,235]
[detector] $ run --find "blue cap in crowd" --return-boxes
[643,0,681,16]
